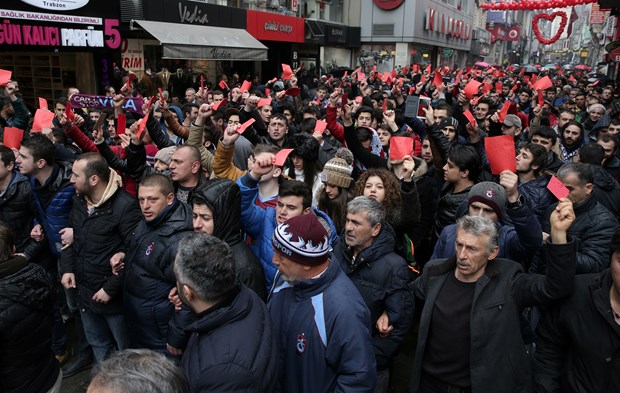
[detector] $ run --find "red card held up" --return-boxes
[281,64,293,80]
[268,77,277,84]
[498,101,511,123]
[495,82,502,92]
[315,119,327,133]
[218,80,228,90]
[533,76,553,91]
[547,176,569,200]
[341,93,348,111]
[257,97,272,107]
[455,69,464,85]
[32,109,55,132]
[211,98,228,111]
[425,64,431,74]
[463,80,482,99]
[65,102,75,121]
[3,127,24,149]
[381,99,388,113]
[484,135,516,175]
[200,75,204,91]
[358,72,366,80]
[117,113,126,135]
[389,136,414,161]
[240,80,252,93]
[137,114,149,140]
[463,109,476,127]
[273,148,294,167]
[236,118,255,134]
[538,89,544,106]
[433,71,443,89]
[158,88,165,102]
[125,72,135,91]
[38,97,48,110]
[0,69,12,86]
[285,87,300,97]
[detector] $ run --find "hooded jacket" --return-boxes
[182,285,279,393]
[0,171,38,258]
[0,257,59,393]
[591,164,620,217]
[192,179,267,300]
[534,269,620,392]
[333,224,415,370]
[124,201,195,350]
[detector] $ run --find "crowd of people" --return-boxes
[1,62,620,393]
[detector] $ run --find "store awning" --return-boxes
[134,20,268,61]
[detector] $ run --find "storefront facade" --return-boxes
[0,0,123,105]
[360,0,472,71]
[305,19,361,76]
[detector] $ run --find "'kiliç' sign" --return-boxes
[69,94,144,115]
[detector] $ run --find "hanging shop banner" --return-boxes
[246,9,304,43]
[143,0,246,28]
[0,1,121,50]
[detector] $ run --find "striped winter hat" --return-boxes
[272,214,329,266]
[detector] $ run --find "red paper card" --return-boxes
[285,87,300,97]
[211,98,228,111]
[240,80,252,93]
[463,109,476,127]
[137,114,149,140]
[425,64,431,74]
[38,97,48,110]
[389,136,414,161]
[433,71,443,89]
[257,97,272,107]
[125,72,135,91]
[482,83,493,94]
[547,176,569,200]
[471,95,482,107]
[420,75,427,85]
[569,75,576,83]
[273,148,294,166]
[264,88,271,96]
[519,68,525,77]
[538,90,544,106]
[341,93,348,111]
[117,113,126,135]
[592,80,600,86]
[3,127,24,149]
[0,69,12,86]
[237,118,255,134]
[484,135,517,175]
[315,119,327,133]
[498,101,511,123]
[463,80,482,99]
[32,109,55,132]
[218,80,228,90]
[531,74,538,84]
[533,76,553,91]
[158,88,165,102]
[353,67,362,75]
[200,75,204,91]
[511,83,520,92]
[65,102,75,121]
[381,99,387,112]
[455,69,464,85]
[495,82,502,92]
[281,64,293,80]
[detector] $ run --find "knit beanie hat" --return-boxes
[322,157,353,188]
[335,147,354,165]
[154,146,176,165]
[272,214,330,266]
[588,103,606,114]
[467,182,506,220]
[438,117,460,130]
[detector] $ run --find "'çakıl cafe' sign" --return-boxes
[0,0,121,49]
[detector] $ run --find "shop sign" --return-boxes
[246,10,304,43]
[144,0,246,29]
[373,0,405,10]
[326,24,347,44]
[480,44,491,56]
[506,26,520,42]
[442,48,454,57]
[610,48,620,63]
[425,8,471,40]
[21,0,90,11]
[0,9,120,49]
[121,39,146,72]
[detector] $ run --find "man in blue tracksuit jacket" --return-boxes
[268,213,376,393]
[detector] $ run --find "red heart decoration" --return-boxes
[532,11,568,45]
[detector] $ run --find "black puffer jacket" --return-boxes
[434,183,472,239]
[334,223,415,370]
[182,285,279,393]
[60,188,142,314]
[192,179,267,300]
[0,257,59,393]
[0,171,38,258]
[591,164,620,217]
[124,201,194,350]
[534,270,620,392]
[531,195,618,274]
[518,175,555,226]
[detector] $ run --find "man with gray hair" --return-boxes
[411,200,577,392]
[530,162,618,274]
[332,196,415,393]
[87,349,190,393]
[174,233,279,393]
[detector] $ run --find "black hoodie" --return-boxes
[193,179,267,300]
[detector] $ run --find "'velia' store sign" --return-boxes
[425,8,472,41]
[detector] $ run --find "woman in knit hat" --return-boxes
[317,156,354,234]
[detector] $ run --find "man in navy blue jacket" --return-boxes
[269,213,376,393]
